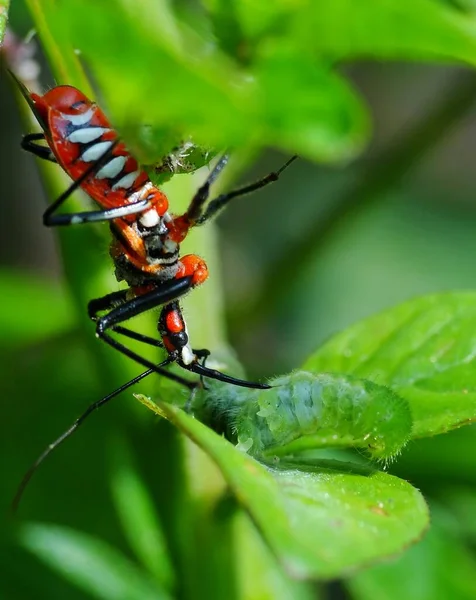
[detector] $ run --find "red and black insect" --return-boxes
[12,72,296,507]
[14,73,295,386]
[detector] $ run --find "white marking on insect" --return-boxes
[80,141,114,163]
[96,156,127,180]
[180,322,195,366]
[128,182,154,204]
[71,215,83,225]
[181,345,195,365]
[139,209,160,228]
[112,170,140,190]
[67,127,110,144]
[60,107,94,126]
[180,320,197,365]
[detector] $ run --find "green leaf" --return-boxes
[24,0,476,164]
[118,123,217,182]
[454,0,476,12]
[109,439,175,591]
[233,511,316,600]
[44,0,368,163]
[135,396,428,580]
[224,0,476,64]
[0,269,73,346]
[20,523,170,600]
[197,371,412,462]
[253,47,369,161]
[204,0,297,42]
[300,0,476,63]
[347,509,476,600]
[0,0,9,45]
[304,292,476,438]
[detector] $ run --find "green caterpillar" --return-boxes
[195,371,412,463]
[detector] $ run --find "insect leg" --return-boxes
[196,155,297,225]
[91,277,195,375]
[21,133,57,163]
[112,326,165,348]
[109,326,218,376]
[183,360,272,389]
[111,326,209,387]
[194,348,211,361]
[89,295,196,389]
[181,154,229,223]
[88,291,166,349]
[42,140,152,227]
[88,277,193,324]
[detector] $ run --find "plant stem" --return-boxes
[25,0,91,91]
[0,0,10,45]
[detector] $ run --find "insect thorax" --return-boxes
[110,218,181,287]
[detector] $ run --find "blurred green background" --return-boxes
[4,1,476,599]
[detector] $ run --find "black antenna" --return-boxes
[12,365,163,512]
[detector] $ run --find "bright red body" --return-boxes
[32,87,165,214]
[28,85,208,290]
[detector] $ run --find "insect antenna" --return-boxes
[196,155,298,225]
[12,364,165,512]
[8,69,49,130]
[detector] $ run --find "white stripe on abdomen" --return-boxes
[81,140,114,163]
[67,127,110,144]
[96,156,127,179]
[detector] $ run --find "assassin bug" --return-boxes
[12,72,296,387]
[12,72,296,507]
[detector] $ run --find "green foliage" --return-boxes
[135,395,428,580]
[108,439,175,591]
[0,0,9,45]
[20,523,171,600]
[0,269,73,346]
[305,293,476,437]
[6,0,476,599]
[348,508,476,600]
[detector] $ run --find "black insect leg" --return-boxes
[101,324,196,387]
[182,154,230,223]
[42,139,155,227]
[183,360,271,390]
[112,326,165,349]
[196,155,298,225]
[108,301,267,390]
[191,348,211,390]
[21,133,57,162]
[88,278,193,324]
[22,135,143,225]
[90,277,195,376]
[109,324,211,376]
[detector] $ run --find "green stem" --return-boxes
[25,0,91,91]
[231,70,476,330]
[0,0,10,45]
[159,158,259,599]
